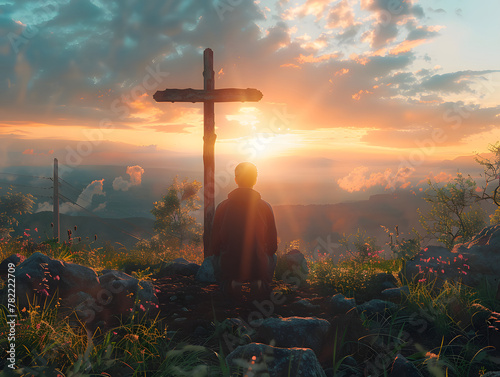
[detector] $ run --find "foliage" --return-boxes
[339,228,380,263]
[489,207,500,225]
[0,189,35,238]
[418,173,486,250]
[382,225,421,261]
[151,177,203,250]
[474,141,500,203]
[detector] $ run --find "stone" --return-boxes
[280,249,309,287]
[482,373,500,377]
[12,253,158,334]
[364,272,398,297]
[294,299,320,310]
[327,293,357,316]
[195,256,217,283]
[14,252,100,311]
[250,316,330,355]
[0,253,26,281]
[381,286,410,303]
[388,354,423,377]
[226,343,326,377]
[157,257,200,277]
[402,225,500,290]
[357,299,398,318]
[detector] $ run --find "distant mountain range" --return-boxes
[12,188,497,254]
[12,190,428,251]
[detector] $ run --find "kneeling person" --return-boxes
[210,162,277,296]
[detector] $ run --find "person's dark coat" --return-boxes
[210,187,277,282]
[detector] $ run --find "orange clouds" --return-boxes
[337,166,415,192]
[113,165,145,191]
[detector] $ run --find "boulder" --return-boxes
[282,249,309,286]
[250,316,330,355]
[14,252,100,310]
[402,225,500,289]
[381,286,410,304]
[195,256,217,283]
[0,253,26,281]
[226,343,326,377]
[157,257,200,277]
[12,253,158,333]
[388,354,423,377]
[357,299,398,318]
[327,293,357,316]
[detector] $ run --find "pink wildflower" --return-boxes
[34,228,38,232]
[424,248,428,252]
[54,275,60,280]
[140,304,146,312]
[459,254,463,260]
[441,269,445,273]
[418,278,427,283]
[40,289,49,296]
[26,274,31,279]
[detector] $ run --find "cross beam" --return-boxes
[153,48,263,258]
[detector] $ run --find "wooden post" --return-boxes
[203,48,216,258]
[53,158,60,242]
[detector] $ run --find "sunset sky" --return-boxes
[1,0,500,206]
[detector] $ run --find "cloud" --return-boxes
[417,171,453,186]
[337,166,415,192]
[326,0,356,29]
[113,165,145,191]
[36,179,105,214]
[421,70,500,94]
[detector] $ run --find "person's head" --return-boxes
[235,162,258,188]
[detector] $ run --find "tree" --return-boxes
[0,189,35,238]
[151,177,202,250]
[418,173,486,250]
[475,142,500,224]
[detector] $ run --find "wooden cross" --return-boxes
[153,48,263,258]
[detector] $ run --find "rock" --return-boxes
[14,252,100,310]
[482,372,500,377]
[250,316,330,355]
[12,253,158,334]
[195,256,217,283]
[157,258,200,277]
[293,299,320,310]
[281,249,309,287]
[388,354,423,377]
[0,254,26,281]
[402,225,500,290]
[363,272,398,298]
[226,343,326,377]
[357,299,397,318]
[381,286,410,303]
[327,293,357,316]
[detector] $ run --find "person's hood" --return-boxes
[227,187,261,202]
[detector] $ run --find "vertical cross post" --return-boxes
[203,48,216,257]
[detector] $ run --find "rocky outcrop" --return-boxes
[195,256,217,283]
[401,225,500,289]
[157,257,200,277]
[10,252,158,332]
[226,343,326,377]
[250,316,330,355]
